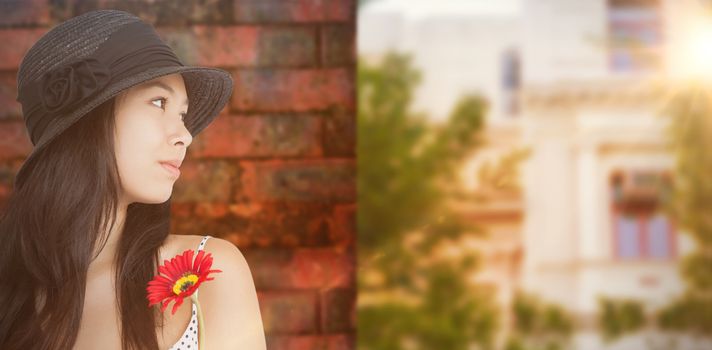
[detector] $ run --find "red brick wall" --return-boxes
[0,1,356,349]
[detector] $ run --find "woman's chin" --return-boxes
[133,187,174,204]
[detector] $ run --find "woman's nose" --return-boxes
[171,117,193,147]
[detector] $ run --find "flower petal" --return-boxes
[197,253,213,274]
[175,251,186,273]
[192,250,203,271]
[147,246,224,317]
[170,296,185,315]
[159,263,178,280]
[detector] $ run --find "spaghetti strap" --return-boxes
[197,235,211,252]
[194,235,211,298]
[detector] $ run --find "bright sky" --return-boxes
[360,0,522,20]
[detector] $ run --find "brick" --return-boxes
[320,288,355,332]
[238,159,355,202]
[63,0,233,26]
[170,203,257,237]
[223,201,334,248]
[170,213,246,238]
[234,0,354,23]
[266,334,354,350]
[0,28,46,70]
[322,0,354,22]
[0,161,19,185]
[190,114,322,158]
[170,201,194,218]
[193,202,230,219]
[211,202,354,249]
[320,24,354,66]
[231,68,355,112]
[169,201,194,235]
[161,25,317,68]
[159,26,258,67]
[257,26,317,67]
[0,72,21,120]
[158,28,196,64]
[329,204,355,248]
[257,290,318,333]
[0,121,31,160]
[172,159,239,202]
[0,0,49,27]
[244,248,355,289]
[322,105,355,157]
[222,231,254,248]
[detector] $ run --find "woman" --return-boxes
[0,9,266,349]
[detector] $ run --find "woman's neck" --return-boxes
[89,200,128,271]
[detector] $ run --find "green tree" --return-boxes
[505,293,573,350]
[598,297,645,342]
[357,52,497,349]
[659,83,712,336]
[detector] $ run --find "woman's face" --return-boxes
[113,73,192,205]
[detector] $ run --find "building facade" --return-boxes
[521,0,704,348]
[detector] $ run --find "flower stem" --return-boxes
[190,293,205,349]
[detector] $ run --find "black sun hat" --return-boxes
[13,9,233,188]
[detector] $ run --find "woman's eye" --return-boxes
[151,97,167,109]
[152,97,186,123]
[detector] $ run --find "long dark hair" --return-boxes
[0,96,171,349]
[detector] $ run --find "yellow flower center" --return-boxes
[172,274,199,295]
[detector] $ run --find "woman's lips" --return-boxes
[159,162,180,178]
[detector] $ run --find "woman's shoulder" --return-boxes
[161,234,252,285]
[164,234,244,259]
[167,234,266,348]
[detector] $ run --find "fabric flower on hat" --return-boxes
[40,57,111,113]
[147,248,222,349]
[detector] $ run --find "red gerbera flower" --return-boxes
[146,248,222,315]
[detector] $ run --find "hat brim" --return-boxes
[14,65,233,187]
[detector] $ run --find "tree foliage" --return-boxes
[659,84,712,336]
[598,297,645,342]
[357,52,496,349]
[505,293,573,350]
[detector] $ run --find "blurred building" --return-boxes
[519,0,691,348]
[360,0,708,349]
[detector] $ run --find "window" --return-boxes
[500,47,520,117]
[607,0,663,73]
[610,169,675,259]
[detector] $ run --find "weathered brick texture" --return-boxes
[0,1,356,348]
[231,68,355,112]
